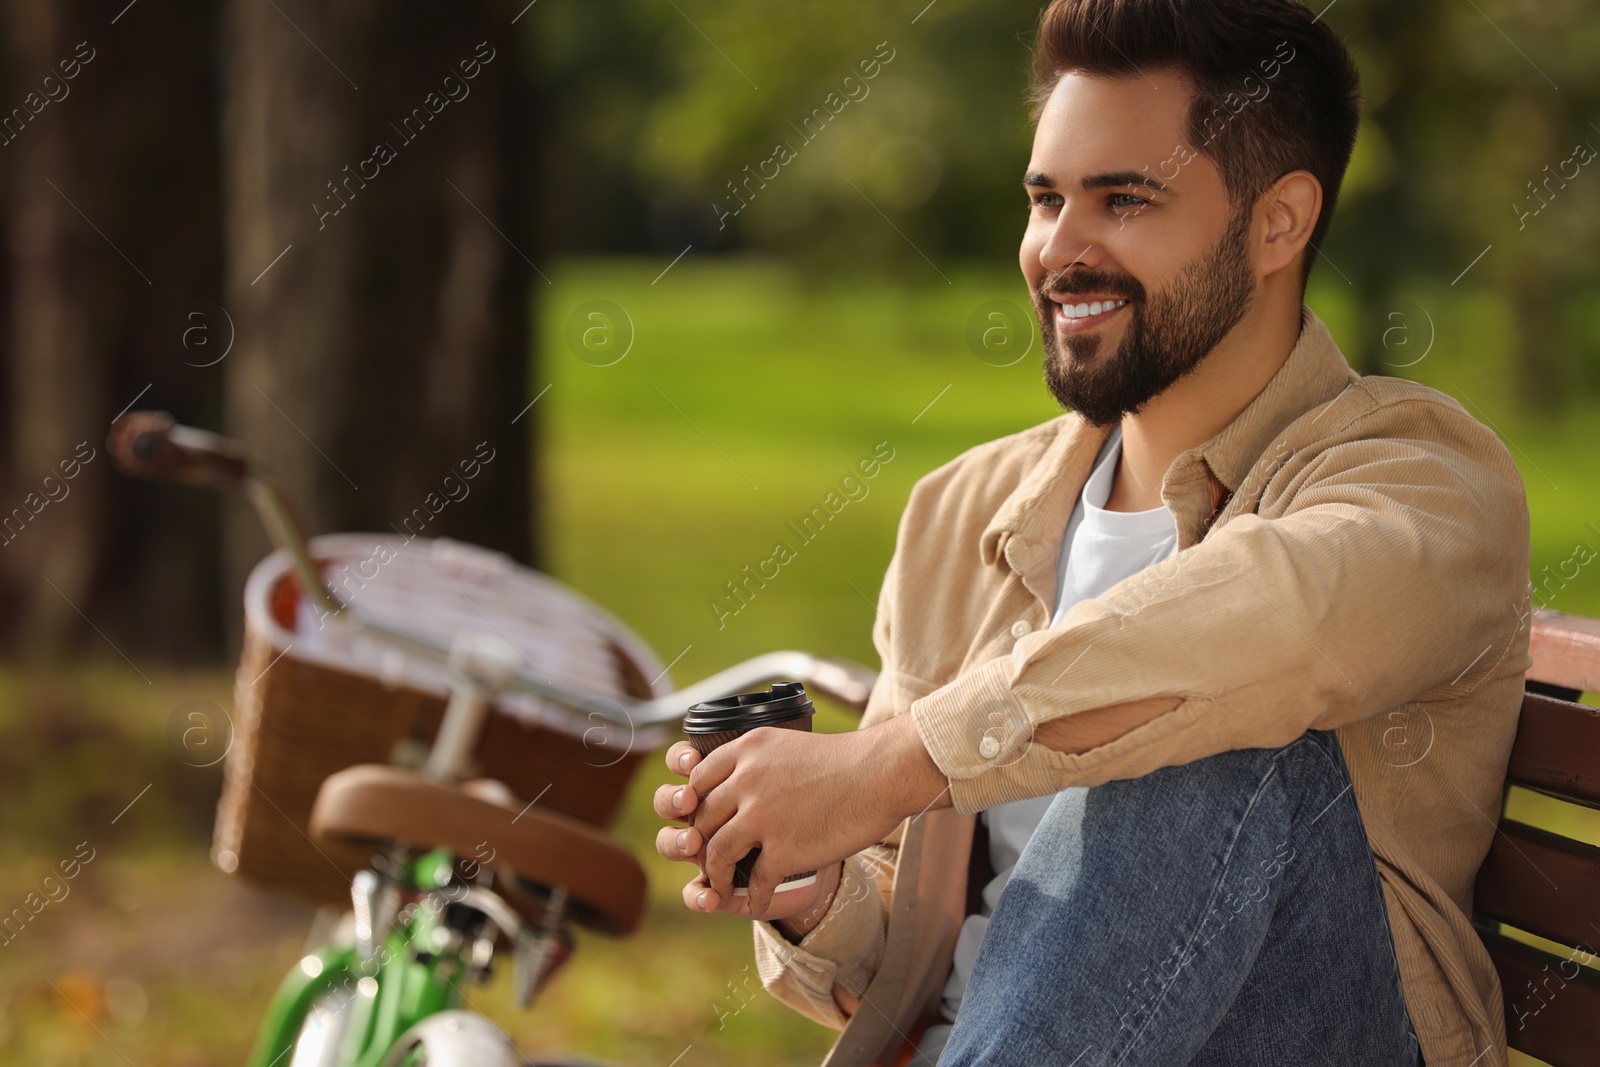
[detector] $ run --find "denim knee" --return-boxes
[1054,729,1358,884]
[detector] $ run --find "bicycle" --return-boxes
[108,411,876,1066]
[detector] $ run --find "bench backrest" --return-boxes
[1473,609,1600,1065]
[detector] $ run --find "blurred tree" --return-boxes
[1324,0,1600,403]
[0,0,544,664]
[219,0,542,643]
[0,0,227,662]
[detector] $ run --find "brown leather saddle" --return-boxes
[310,765,646,937]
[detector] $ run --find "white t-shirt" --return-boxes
[933,423,1179,1030]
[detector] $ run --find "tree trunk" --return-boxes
[0,0,226,663]
[220,0,539,642]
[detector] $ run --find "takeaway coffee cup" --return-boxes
[683,681,817,895]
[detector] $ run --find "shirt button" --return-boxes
[979,736,1001,759]
[1010,619,1032,638]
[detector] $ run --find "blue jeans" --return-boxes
[934,731,1421,1066]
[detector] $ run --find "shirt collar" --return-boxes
[1190,305,1357,494]
[980,305,1356,575]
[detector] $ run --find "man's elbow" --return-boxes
[1034,695,1185,755]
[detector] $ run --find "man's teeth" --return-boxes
[1060,298,1128,319]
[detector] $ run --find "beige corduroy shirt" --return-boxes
[752,306,1532,1067]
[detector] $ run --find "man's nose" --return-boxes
[1038,206,1106,274]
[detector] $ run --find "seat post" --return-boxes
[423,631,523,782]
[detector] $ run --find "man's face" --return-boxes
[1020,71,1258,425]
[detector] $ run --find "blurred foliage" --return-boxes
[537,0,1067,265]
[533,0,1600,402]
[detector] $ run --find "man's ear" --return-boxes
[1256,170,1322,279]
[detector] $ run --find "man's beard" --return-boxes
[1035,208,1256,426]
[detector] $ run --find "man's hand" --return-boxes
[655,741,844,931]
[652,713,949,918]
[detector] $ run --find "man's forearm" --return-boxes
[878,708,954,819]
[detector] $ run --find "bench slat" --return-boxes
[1474,820,1600,951]
[1480,929,1600,1065]
[1530,609,1600,694]
[1505,691,1600,809]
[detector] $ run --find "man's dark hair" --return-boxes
[1030,0,1362,290]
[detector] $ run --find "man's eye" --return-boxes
[1110,193,1149,210]
[1030,193,1064,210]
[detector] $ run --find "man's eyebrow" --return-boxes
[1022,170,1174,194]
[1082,170,1173,194]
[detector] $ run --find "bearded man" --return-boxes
[655,1,1531,1064]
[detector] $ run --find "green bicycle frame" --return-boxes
[246,850,468,1067]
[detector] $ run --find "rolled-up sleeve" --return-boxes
[751,845,897,1028]
[912,402,1530,813]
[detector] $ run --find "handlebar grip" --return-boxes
[108,411,252,490]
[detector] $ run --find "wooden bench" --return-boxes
[1473,608,1600,1066]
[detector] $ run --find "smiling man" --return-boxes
[655,1,1530,1064]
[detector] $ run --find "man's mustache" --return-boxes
[1037,272,1144,303]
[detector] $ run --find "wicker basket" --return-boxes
[215,534,674,904]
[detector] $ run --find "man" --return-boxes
[656,0,1531,1063]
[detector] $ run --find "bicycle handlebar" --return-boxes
[108,410,252,490]
[108,412,879,727]
[339,610,875,727]
[109,411,346,618]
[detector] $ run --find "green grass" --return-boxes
[0,256,1596,1064]
[537,256,1064,687]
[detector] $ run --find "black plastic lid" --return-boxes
[682,681,814,734]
